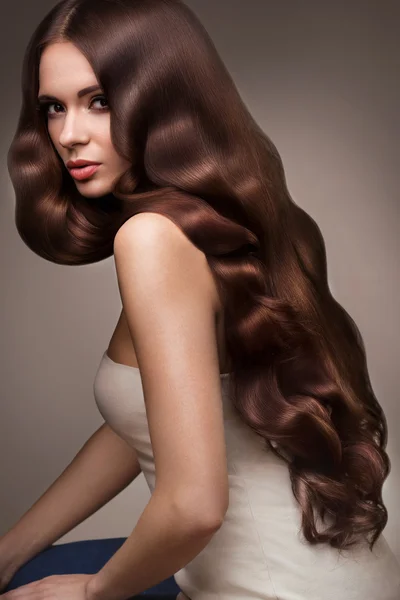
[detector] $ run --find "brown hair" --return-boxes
[7,0,390,551]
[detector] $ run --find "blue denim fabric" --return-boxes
[4,538,181,599]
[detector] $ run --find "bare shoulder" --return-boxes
[113,212,222,316]
[114,212,198,259]
[113,211,230,522]
[114,213,229,520]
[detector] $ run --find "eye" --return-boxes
[44,102,63,116]
[90,96,109,110]
[38,95,109,117]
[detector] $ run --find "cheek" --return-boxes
[51,138,63,157]
[98,135,119,158]
[104,144,130,169]
[46,125,62,152]
[45,124,54,140]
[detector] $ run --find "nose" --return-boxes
[58,109,90,148]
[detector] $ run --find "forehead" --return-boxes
[38,42,98,91]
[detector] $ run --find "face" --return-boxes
[37,41,131,197]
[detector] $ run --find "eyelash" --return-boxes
[38,95,109,117]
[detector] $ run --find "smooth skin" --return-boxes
[112,212,229,518]
[82,212,229,600]
[4,41,229,600]
[38,38,229,523]
[38,41,131,198]
[39,42,230,512]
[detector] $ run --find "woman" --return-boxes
[3,0,400,598]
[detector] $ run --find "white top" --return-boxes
[93,350,400,599]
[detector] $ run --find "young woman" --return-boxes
[3,0,400,599]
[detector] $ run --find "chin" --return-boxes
[75,181,112,198]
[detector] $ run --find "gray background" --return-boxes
[1,0,399,561]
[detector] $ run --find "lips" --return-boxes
[66,159,101,168]
[68,164,100,181]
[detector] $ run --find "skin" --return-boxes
[35,44,219,600]
[38,41,131,197]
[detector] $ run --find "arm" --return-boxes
[0,422,142,575]
[86,213,229,600]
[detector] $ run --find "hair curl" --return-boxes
[7,0,391,551]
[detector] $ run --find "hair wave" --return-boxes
[7,0,390,551]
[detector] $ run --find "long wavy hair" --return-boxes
[7,0,390,552]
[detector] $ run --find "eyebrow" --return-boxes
[37,84,103,103]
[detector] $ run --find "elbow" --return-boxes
[180,508,225,536]
[171,488,228,534]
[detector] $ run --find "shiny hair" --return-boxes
[7,0,390,551]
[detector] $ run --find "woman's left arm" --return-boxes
[86,213,229,600]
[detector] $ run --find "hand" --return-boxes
[0,560,19,594]
[0,574,94,599]
[0,569,16,595]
